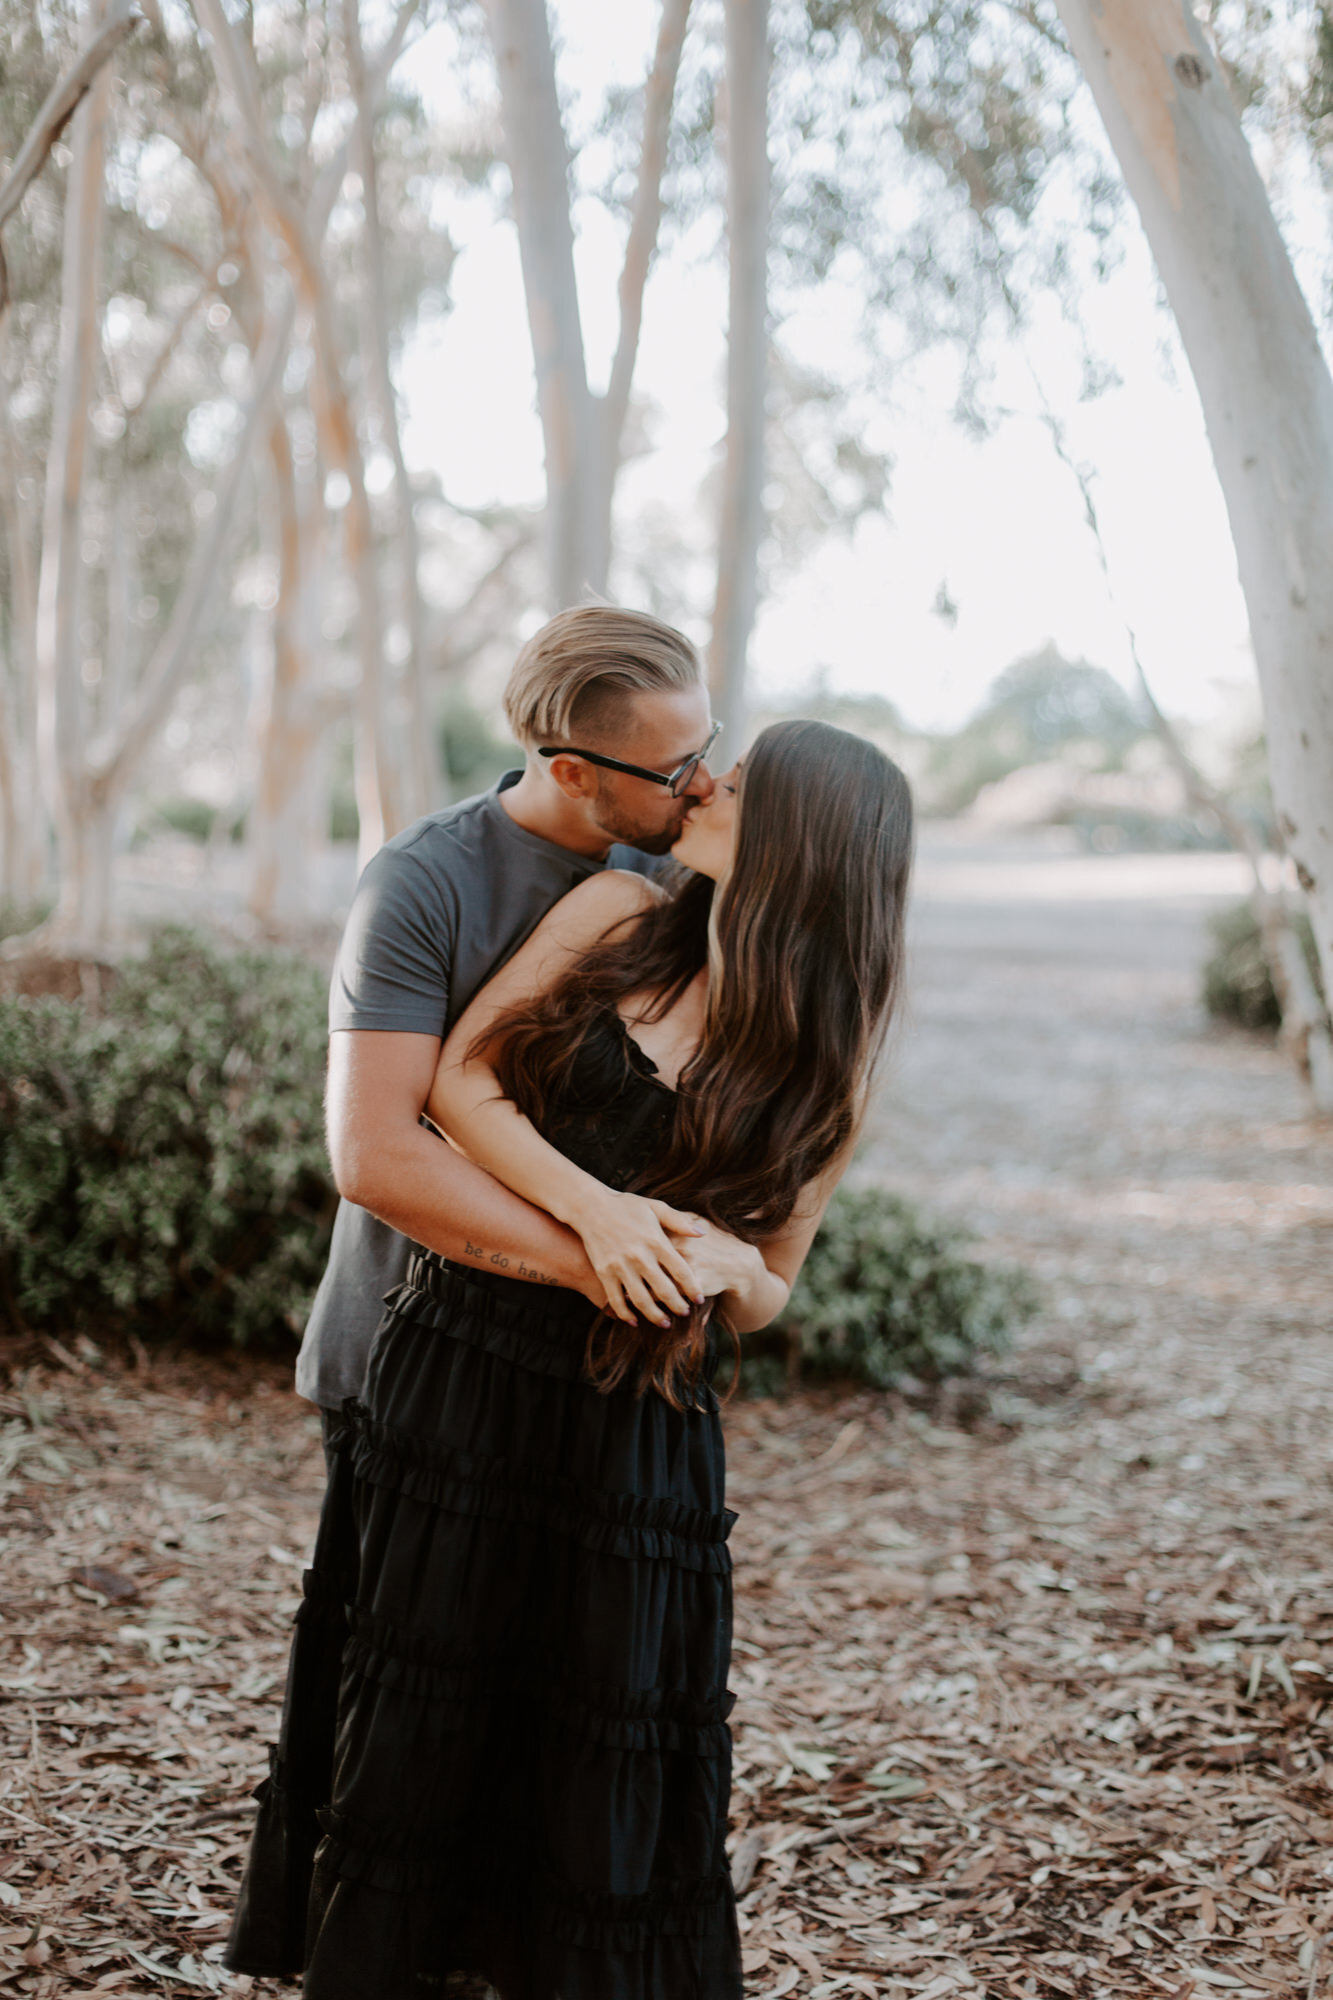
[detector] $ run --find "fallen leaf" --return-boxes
[68,1564,140,1603]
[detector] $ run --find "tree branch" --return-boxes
[91,284,295,797]
[0,0,140,318]
[192,0,421,853]
[124,268,213,418]
[602,0,693,476]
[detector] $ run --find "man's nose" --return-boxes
[682,762,716,803]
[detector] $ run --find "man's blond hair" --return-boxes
[503,605,701,748]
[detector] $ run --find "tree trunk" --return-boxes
[32,38,110,944]
[708,0,770,752]
[249,416,324,926]
[1054,0,1333,1104]
[91,292,293,789]
[192,0,405,870]
[0,365,43,906]
[482,0,598,606]
[19,8,294,953]
[347,0,443,821]
[1031,366,1333,1100]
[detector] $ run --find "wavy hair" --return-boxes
[486,719,915,1403]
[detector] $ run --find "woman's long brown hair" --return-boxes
[485,719,915,1404]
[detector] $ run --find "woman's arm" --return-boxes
[688,1142,858,1335]
[426,870,707,1327]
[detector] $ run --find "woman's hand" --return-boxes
[566,1191,706,1326]
[676,1218,763,1301]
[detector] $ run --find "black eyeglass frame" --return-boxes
[538,720,722,798]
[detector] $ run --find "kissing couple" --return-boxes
[225,603,914,1999]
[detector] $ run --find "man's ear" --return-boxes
[541,751,597,802]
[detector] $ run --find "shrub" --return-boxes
[0,934,1036,1384]
[767,1186,1038,1393]
[135,797,218,844]
[1202,900,1323,1032]
[0,927,335,1347]
[0,898,53,946]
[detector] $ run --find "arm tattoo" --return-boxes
[465,1239,558,1286]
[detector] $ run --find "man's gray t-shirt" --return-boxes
[295,773,659,1409]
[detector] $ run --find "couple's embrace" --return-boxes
[225,606,914,1999]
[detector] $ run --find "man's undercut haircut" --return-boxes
[503,605,701,750]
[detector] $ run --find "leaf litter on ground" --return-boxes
[4,866,1333,1999]
[3,1288,1333,2000]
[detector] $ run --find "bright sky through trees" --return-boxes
[391,0,1292,732]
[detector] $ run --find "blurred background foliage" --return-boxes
[0,927,1035,1388]
[1203,902,1325,1033]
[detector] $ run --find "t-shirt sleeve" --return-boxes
[328,840,456,1036]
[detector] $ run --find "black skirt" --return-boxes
[225,1253,742,2000]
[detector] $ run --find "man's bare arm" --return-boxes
[327,1029,603,1298]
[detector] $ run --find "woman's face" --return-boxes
[670,761,741,880]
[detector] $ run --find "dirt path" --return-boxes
[723,835,1333,1997]
[2,833,1331,1999]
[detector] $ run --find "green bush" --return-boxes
[0,935,1035,1385]
[136,797,218,844]
[771,1186,1038,1392]
[441,699,520,792]
[0,898,53,946]
[0,927,335,1347]
[1202,900,1323,1032]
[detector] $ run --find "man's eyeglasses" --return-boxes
[538,721,721,799]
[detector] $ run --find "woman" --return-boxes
[225,719,913,2000]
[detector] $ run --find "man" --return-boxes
[295,603,725,1423]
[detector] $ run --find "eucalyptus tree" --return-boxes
[476,0,1077,738]
[1049,0,1333,1104]
[479,0,694,610]
[0,0,458,941]
[2,0,292,944]
[184,0,453,909]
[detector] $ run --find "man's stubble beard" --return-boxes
[591,776,686,856]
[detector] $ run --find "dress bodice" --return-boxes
[532,1007,676,1193]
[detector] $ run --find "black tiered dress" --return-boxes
[225,1011,741,2000]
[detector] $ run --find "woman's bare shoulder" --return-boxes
[537,867,663,944]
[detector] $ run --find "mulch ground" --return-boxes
[2,847,1332,1999]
